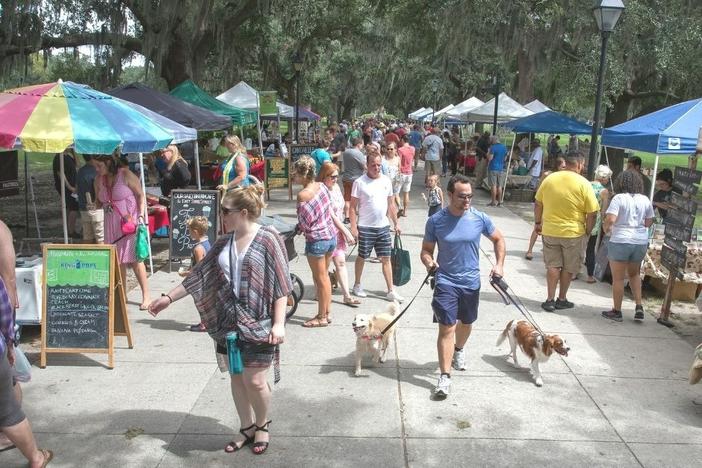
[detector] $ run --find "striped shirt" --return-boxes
[297,184,337,242]
[0,277,14,356]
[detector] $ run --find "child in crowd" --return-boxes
[180,216,211,332]
[422,174,444,217]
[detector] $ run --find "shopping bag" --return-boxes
[391,233,411,287]
[12,345,32,383]
[135,223,150,262]
[593,236,611,283]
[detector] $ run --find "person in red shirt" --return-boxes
[384,130,400,147]
[394,124,407,139]
[397,134,416,216]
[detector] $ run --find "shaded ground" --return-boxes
[503,196,702,348]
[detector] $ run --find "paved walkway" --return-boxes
[4,175,702,467]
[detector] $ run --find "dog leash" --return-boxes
[381,269,434,336]
[481,244,546,337]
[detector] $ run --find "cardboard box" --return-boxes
[649,277,700,302]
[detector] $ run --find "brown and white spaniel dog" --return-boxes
[496,319,570,387]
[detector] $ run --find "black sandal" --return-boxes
[224,424,256,453]
[252,420,272,455]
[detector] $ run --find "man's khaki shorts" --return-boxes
[542,235,585,274]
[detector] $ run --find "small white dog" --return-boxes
[352,301,400,376]
[496,319,570,387]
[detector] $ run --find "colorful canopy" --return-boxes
[170,80,257,126]
[118,98,197,144]
[0,81,173,154]
[502,110,592,135]
[602,98,702,154]
[109,82,231,131]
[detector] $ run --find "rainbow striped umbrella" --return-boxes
[0,80,173,154]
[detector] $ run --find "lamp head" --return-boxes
[431,79,439,93]
[292,51,304,72]
[593,0,625,33]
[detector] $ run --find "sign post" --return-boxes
[41,244,131,368]
[658,166,701,327]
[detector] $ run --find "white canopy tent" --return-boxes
[413,108,434,121]
[446,97,485,120]
[524,99,551,114]
[217,81,294,117]
[433,104,455,120]
[466,93,534,122]
[408,107,427,119]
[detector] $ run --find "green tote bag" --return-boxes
[391,233,411,287]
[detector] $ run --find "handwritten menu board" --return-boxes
[289,144,317,163]
[41,245,131,368]
[169,190,219,259]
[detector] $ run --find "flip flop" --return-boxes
[39,449,54,467]
[302,316,328,328]
[0,444,16,452]
[343,297,361,307]
[525,253,533,260]
[586,278,597,284]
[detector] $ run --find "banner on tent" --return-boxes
[260,91,277,115]
[0,150,19,197]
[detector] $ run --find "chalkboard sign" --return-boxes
[289,144,317,163]
[41,245,132,368]
[665,223,693,243]
[265,157,292,201]
[169,190,219,259]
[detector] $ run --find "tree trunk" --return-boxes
[516,48,535,103]
[160,31,193,89]
[603,94,633,177]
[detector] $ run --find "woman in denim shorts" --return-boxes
[602,171,655,322]
[294,156,338,328]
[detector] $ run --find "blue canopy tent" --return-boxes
[499,111,592,203]
[602,98,702,198]
[502,110,592,135]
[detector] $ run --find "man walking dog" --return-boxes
[421,175,506,398]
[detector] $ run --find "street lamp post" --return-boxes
[587,0,625,180]
[431,79,439,124]
[491,74,500,135]
[292,51,304,143]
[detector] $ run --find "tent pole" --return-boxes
[193,142,202,190]
[24,151,29,238]
[239,125,244,142]
[500,134,516,204]
[256,94,264,156]
[650,155,659,200]
[138,152,154,277]
[60,150,68,243]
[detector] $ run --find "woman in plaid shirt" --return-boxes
[294,156,339,328]
[0,220,53,466]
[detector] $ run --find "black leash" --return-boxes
[381,269,434,336]
[489,272,545,337]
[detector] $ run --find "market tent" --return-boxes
[109,82,231,130]
[414,108,434,121]
[433,104,455,120]
[170,80,257,126]
[502,110,592,135]
[217,81,320,121]
[446,97,484,119]
[408,107,426,119]
[602,98,702,154]
[524,99,551,114]
[466,93,534,122]
[118,99,197,143]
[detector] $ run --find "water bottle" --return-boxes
[226,332,244,375]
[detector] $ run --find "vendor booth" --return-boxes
[466,92,534,122]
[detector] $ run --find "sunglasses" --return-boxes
[454,193,474,200]
[329,174,339,178]
[221,207,241,215]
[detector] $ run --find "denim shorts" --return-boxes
[607,241,648,263]
[305,238,337,257]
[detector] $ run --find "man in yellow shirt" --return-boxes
[534,152,599,312]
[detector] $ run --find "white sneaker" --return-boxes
[352,285,367,298]
[387,290,404,303]
[452,348,466,371]
[435,374,451,398]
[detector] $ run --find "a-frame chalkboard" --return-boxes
[40,244,132,368]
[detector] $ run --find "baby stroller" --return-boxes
[258,215,304,319]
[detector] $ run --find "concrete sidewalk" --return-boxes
[4,175,702,467]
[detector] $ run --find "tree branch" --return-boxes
[1,32,143,58]
[624,89,681,101]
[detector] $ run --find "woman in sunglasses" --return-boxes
[149,184,292,455]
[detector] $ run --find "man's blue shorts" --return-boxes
[431,283,480,325]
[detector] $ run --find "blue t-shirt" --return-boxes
[488,143,507,172]
[409,130,423,149]
[424,207,496,290]
[310,148,332,174]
